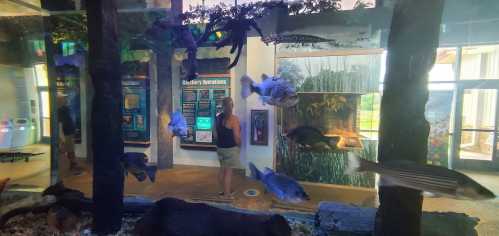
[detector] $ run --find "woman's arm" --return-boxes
[232,117,241,146]
[212,115,218,141]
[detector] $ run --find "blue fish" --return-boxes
[249,162,309,204]
[241,74,299,107]
[168,111,188,138]
[122,152,157,182]
[54,53,84,67]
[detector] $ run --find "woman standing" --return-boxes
[215,97,241,199]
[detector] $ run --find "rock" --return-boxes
[316,202,480,236]
[134,197,292,236]
[47,205,80,233]
[316,202,375,235]
[123,195,155,214]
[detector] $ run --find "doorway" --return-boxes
[451,81,499,170]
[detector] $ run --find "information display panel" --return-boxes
[180,76,230,149]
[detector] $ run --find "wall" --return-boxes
[243,37,276,174]
[171,38,277,174]
[0,65,20,120]
[123,52,158,164]
[0,64,39,148]
[172,46,246,167]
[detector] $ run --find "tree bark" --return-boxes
[156,0,182,169]
[85,0,124,234]
[375,0,445,236]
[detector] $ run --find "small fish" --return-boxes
[122,152,157,182]
[249,162,309,204]
[286,126,339,150]
[241,74,299,107]
[168,111,188,138]
[345,153,496,200]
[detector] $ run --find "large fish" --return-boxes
[345,153,495,200]
[168,111,188,138]
[262,33,335,45]
[249,162,309,204]
[286,126,340,150]
[122,152,157,182]
[241,74,299,107]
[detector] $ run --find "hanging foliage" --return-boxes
[139,0,355,80]
[50,14,88,45]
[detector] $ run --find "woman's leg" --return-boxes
[223,168,233,197]
[218,166,225,191]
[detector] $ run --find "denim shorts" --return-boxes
[216,147,240,168]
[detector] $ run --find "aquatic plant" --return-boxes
[276,129,375,188]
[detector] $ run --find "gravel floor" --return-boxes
[0,212,316,236]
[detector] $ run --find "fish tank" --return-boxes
[1,0,498,236]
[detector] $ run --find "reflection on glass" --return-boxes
[41,91,51,137]
[461,45,499,80]
[428,82,455,91]
[426,91,454,166]
[34,64,48,87]
[460,131,493,161]
[461,89,496,130]
[430,48,456,82]
[359,93,380,134]
[278,54,382,93]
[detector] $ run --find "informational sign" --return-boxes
[180,77,230,149]
[122,79,150,146]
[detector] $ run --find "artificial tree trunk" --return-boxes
[157,0,182,169]
[375,0,445,236]
[86,0,124,234]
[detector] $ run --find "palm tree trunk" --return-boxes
[375,0,445,235]
[86,0,124,233]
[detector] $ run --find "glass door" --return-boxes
[452,82,499,170]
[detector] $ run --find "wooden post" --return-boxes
[375,0,445,236]
[156,0,182,169]
[85,0,124,233]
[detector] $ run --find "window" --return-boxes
[62,41,76,56]
[34,64,48,87]
[460,45,499,80]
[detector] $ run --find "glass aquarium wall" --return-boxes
[0,15,52,192]
[276,52,383,187]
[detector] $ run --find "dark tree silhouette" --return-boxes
[85,0,124,234]
[375,0,445,235]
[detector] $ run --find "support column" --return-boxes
[375,0,445,235]
[86,0,124,233]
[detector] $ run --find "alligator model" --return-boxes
[0,152,44,163]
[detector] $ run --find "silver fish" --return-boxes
[345,153,496,200]
[241,74,299,107]
[249,162,309,204]
[262,33,335,45]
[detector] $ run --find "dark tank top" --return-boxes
[216,113,237,148]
